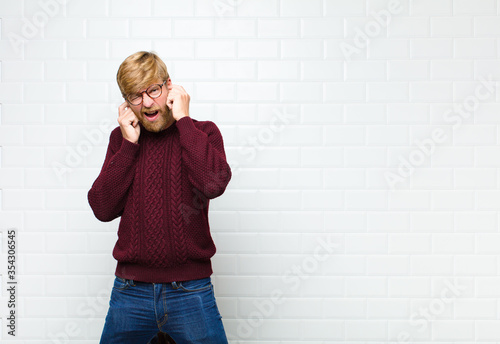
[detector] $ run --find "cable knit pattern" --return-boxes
[130,163,141,263]
[170,137,188,266]
[88,117,231,283]
[143,135,166,266]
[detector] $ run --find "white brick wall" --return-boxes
[1,0,500,342]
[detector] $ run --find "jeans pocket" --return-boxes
[113,276,130,291]
[178,277,212,292]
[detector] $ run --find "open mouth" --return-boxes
[143,110,159,122]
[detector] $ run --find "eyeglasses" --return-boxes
[126,80,166,106]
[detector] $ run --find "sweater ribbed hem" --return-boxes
[175,116,197,136]
[118,137,140,159]
[115,259,213,283]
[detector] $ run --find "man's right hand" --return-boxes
[118,102,140,144]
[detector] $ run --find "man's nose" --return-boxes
[142,93,155,107]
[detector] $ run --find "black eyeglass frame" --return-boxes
[125,80,167,106]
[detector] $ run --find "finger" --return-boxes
[131,113,139,127]
[119,102,128,116]
[174,84,185,92]
[171,85,183,94]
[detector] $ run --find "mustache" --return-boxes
[140,105,162,114]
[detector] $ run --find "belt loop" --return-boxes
[171,281,179,289]
[129,279,136,287]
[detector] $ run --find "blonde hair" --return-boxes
[116,51,169,98]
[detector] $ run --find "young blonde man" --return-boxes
[88,51,231,343]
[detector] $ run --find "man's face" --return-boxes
[127,78,174,133]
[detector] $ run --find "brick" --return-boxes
[66,82,108,103]
[236,0,279,17]
[215,19,255,37]
[280,82,322,102]
[257,190,301,209]
[281,39,323,59]
[0,1,23,16]
[130,19,171,38]
[153,39,195,59]
[2,147,44,167]
[0,168,24,188]
[345,104,386,123]
[326,82,366,102]
[2,61,43,81]
[214,60,254,80]
[455,299,496,319]
[237,82,277,101]
[433,321,474,340]
[367,125,409,145]
[325,0,366,16]
[388,16,430,37]
[46,61,85,81]
[231,168,279,189]
[297,189,340,209]
[66,39,108,60]
[0,125,23,145]
[87,19,129,38]
[345,277,387,296]
[411,38,453,59]
[411,0,452,15]
[281,0,323,17]
[410,81,453,102]
[411,255,454,275]
[173,19,213,37]
[238,39,279,58]
[346,61,387,80]
[388,277,430,297]
[301,18,343,37]
[475,16,500,36]
[454,0,496,15]
[24,82,65,103]
[431,60,473,79]
[152,0,194,16]
[0,82,23,103]
[345,17,388,39]
[44,19,85,38]
[454,38,497,58]
[455,168,496,189]
[368,38,410,59]
[110,0,151,17]
[379,1,409,17]
[45,189,90,210]
[195,40,236,58]
[368,82,409,102]
[24,253,67,275]
[367,299,408,318]
[67,0,107,16]
[110,40,153,59]
[389,60,429,80]
[279,168,322,188]
[430,16,472,37]
[345,320,387,340]
[258,18,299,38]
[257,61,297,80]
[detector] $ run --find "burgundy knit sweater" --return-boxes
[88,116,231,283]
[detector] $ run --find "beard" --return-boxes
[137,103,173,133]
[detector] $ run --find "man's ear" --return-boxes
[166,78,172,90]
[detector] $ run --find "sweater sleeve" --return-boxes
[87,128,140,222]
[175,116,231,199]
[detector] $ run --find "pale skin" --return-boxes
[117,78,190,144]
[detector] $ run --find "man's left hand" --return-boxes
[166,84,190,121]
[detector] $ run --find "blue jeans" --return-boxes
[99,276,228,344]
